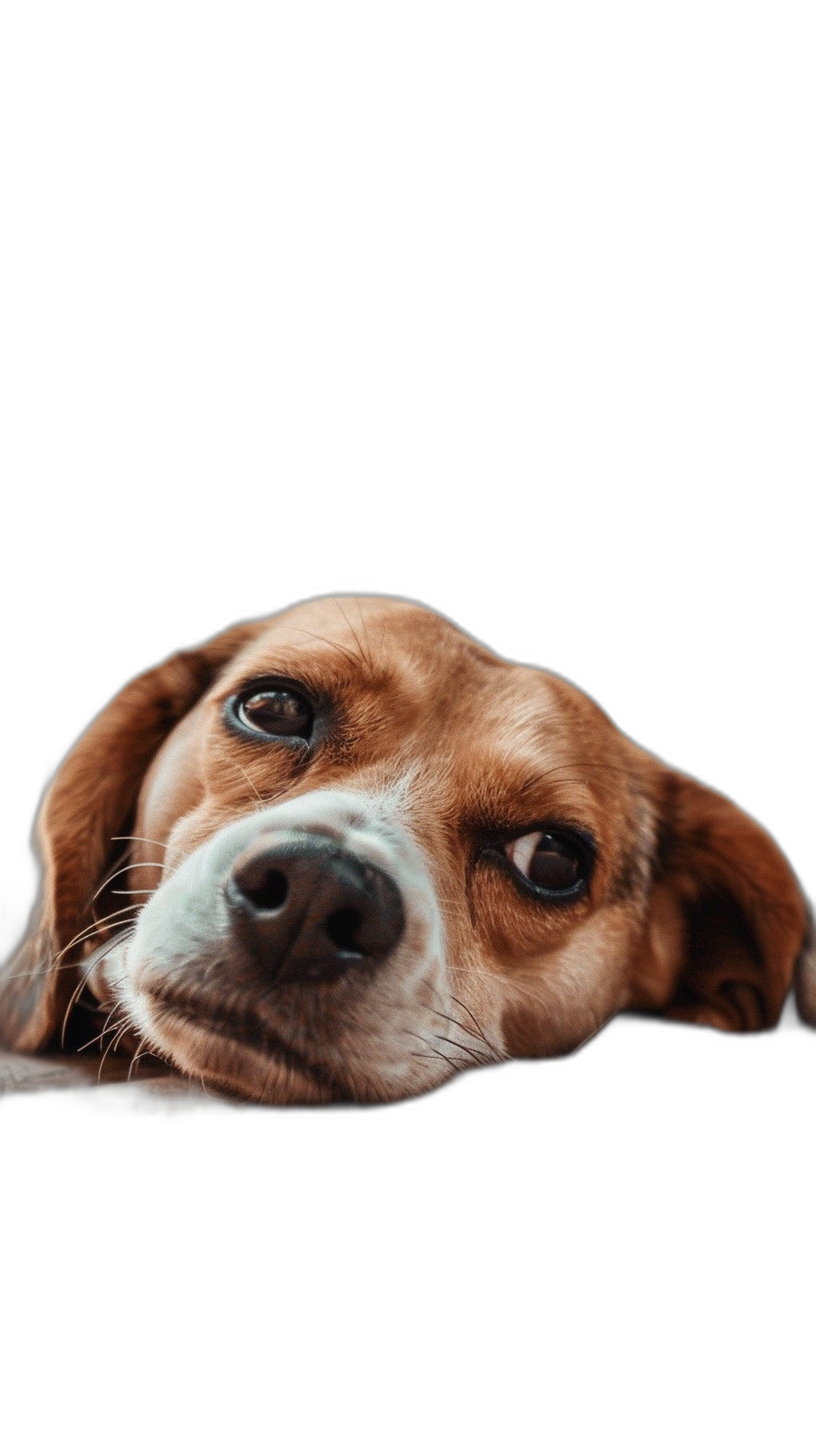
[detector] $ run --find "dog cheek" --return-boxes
[497,955,598,1057]
[134,706,208,846]
[83,939,129,1009]
[499,914,635,1057]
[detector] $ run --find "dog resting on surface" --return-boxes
[2,595,814,1103]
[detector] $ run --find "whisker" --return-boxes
[405,1025,495,1071]
[97,1008,134,1081]
[59,925,137,1040]
[433,1032,491,1066]
[332,598,374,674]
[412,1046,470,1071]
[77,1008,128,1055]
[126,1036,148,1081]
[94,1000,125,1041]
[449,994,502,1059]
[126,1036,155,1083]
[93,861,165,902]
[423,996,497,1064]
[126,1036,169,1082]
[51,908,143,971]
[110,1020,134,1055]
[411,1050,473,1069]
[232,760,266,809]
[111,834,172,852]
[82,925,137,973]
[61,965,97,1048]
[0,914,143,984]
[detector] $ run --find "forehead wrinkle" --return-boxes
[468,674,581,779]
[459,692,632,833]
[466,755,608,832]
[273,595,493,666]
[220,619,505,728]
[214,624,392,699]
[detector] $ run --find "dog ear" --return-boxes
[0,619,265,1052]
[635,769,811,1031]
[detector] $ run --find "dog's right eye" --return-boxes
[229,685,314,740]
[479,823,595,905]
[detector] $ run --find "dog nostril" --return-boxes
[325,906,364,954]
[241,867,289,911]
[228,833,405,984]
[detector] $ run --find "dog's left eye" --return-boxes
[504,829,589,896]
[231,686,314,739]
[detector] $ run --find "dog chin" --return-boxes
[124,985,448,1106]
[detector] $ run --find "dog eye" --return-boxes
[233,687,313,739]
[505,829,589,896]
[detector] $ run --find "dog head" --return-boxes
[2,596,813,1102]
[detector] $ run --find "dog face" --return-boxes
[2,596,813,1103]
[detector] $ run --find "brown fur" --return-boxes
[1,596,812,1101]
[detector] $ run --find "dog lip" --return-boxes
[147,986,351,1101]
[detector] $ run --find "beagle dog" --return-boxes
[2,595,814,1103]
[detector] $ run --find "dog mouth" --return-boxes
[146,985,353,1102]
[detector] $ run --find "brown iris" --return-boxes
[236,688,313,739]
[505,829,588,895]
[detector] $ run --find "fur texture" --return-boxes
[1,596,812,1103]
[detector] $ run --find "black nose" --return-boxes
[226,832,405,985]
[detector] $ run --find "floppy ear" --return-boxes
[0,619,264,1053]
[636,770,811,1031]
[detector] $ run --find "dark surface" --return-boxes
[0,1048,195,1097]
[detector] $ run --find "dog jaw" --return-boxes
[101,790,500,1104]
